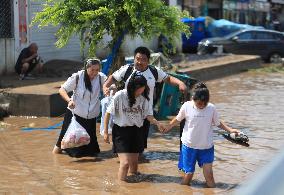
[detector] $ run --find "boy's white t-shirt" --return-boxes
[176,101,221,149]
[112,65,168,107]
[106,89,153,127]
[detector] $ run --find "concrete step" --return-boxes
[0,81,67,117]
[177,55,262,81]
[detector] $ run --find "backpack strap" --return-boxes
[148,65,158,81]
[99,74,103,93]
[75,74,79,90]
[123,63,158,82]
[122,64,134,82]
[73,74,80,101]
[99,73,104,99]
[99,74,102,90]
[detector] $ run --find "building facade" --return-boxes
[181,0,284,30]
[223,0,270,28]
[270,0,284,31]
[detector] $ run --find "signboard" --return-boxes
[18,0,27,45]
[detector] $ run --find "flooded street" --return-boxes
[0,70,284,194]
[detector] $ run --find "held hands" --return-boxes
[162,126,172,133]
[159,125,172,133]
[156,123,166,133]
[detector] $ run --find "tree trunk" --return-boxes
[109,50,125,73]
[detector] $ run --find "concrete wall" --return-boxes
[29,1,82,63]
[178,57,262,81]
[95,34,159,59]
[2,92,67,117]
[0,38,15,74]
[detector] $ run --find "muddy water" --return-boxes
[0,71,284,194]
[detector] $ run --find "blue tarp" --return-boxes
[181,17,207,51]
[207,19,264,37]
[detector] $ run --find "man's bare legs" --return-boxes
[20,62,43,78]
[35,63,44,74]
[20,63,30,75]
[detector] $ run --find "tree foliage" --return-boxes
[32,0,190,57]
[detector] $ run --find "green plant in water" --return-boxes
[250,64,284,73]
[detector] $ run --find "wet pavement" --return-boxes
[0,70,284,194]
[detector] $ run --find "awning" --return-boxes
[272,0,284,4]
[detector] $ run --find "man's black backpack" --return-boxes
[117,63,159,89]
[117,63,163,107]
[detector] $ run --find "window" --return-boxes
[273,33,284,41]
[237,32,253,40]
[255,32,274,40]
[0,0,13,38]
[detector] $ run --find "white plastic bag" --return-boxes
[61,116,90,149]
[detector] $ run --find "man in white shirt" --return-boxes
[103,46,187,153]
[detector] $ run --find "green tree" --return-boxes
[32,0,190,70]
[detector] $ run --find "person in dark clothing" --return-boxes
[15,43,43,80]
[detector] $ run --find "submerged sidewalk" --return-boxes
[0,55,261,117]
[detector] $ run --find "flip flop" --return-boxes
[222,132,250,147]
[230,132,249,143]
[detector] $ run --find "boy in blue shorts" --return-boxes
[163,82,240,187]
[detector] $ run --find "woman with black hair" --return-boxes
[52,58,107,158]
[103,74,165,181]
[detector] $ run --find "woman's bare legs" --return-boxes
[128,153,139,175]
[117,153,130,181]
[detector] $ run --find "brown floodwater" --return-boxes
[0,71,283,194]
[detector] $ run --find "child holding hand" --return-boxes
[104,74,165,181]
[163,82,240,187]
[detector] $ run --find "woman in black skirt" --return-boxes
[52,58,106,158]
[104,74,165,181]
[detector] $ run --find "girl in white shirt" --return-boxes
[164,82,240,188]
[104,74,164,181]
[52,58,107,158]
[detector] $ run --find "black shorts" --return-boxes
[112,124,144,153]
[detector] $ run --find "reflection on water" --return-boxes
[0,71,283,194]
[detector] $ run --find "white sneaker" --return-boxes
[19,74,25,80]
[24,75,36,80]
